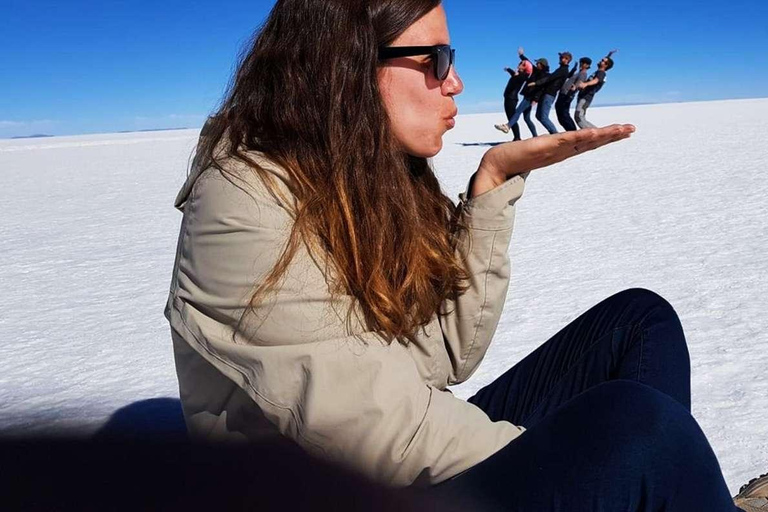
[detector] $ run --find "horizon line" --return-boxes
[3,96,767,140]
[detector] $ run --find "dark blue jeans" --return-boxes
[437,289,737,512]
[507,97,538,138]
[536,94,559,134]
[555,92,577,131]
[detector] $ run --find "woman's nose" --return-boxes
[443,66,463,96]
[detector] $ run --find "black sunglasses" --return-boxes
[378,44,456,81]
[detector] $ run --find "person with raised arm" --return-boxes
[494,53,533,141]
[555,56,592,131]
[524,51,573,134]
[575,49,617,129]
[495,46,547,138]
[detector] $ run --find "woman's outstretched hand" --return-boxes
[470,124,635,198]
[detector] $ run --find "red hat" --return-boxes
[521,60,533,75]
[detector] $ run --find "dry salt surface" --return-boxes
[1,98,766,493]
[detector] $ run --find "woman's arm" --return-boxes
[438,174,527,383]
[437,126,635,382]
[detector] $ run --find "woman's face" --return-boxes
[378,5,463,158]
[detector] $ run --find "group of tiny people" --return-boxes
[495,47,616,139]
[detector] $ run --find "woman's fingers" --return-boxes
[568,124,634,155]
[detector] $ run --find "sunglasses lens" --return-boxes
[436,47,452,80]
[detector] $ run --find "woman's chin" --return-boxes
[407,139,443,159]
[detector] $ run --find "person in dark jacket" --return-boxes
[494,56,533,140]
[495,47,547,138]
[556,57,592,131]
[575,50,617,129]
[526,51,572,134]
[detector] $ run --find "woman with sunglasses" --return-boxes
[166,0,763,510]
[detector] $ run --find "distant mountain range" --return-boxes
[117,127,189,134]
[10,134,55,139]
[5,127,191,140]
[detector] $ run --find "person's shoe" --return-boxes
[494,123,510,134]
[735,473,768,511]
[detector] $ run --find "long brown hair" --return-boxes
[196,0,468,345]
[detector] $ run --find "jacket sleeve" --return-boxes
[439,173,527,384]
[537,67,566,87]
[168,163,523,486]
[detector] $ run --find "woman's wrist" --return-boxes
[469,165,508,198]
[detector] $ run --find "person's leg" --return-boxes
[503,96,516,124]
[439,381,737,512]
[554,94,569,130]
[575,97,596,129]
[556,94,577,131]
[503,96,522,140]
[536,94,559,134]
[574,97,586,128]
[502,97,529,128]
[523,103,538,137]
[468,288,691,428]
[563,95,578,131]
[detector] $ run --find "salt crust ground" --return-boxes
[1,98,766,493]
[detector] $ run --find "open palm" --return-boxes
[471,124,635,197]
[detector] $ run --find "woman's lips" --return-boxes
[445,108,458,129]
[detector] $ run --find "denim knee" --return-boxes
[594,380,684,428]
[613,287,671,306]
[584,381,702,460]
[609,288,680,325]
[576,381,728,505]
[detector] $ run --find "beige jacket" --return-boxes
[165,151,527,486]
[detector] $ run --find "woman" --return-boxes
[165,0,764,510]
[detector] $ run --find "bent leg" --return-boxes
[469,288,691,428]
[503,96,522,140]
[536,94,559,134]
[507,97,530,127]
[556,95,577,131]
[503,96,517,123]
[575,97,596,129]
[440,381,736,512]
[554,95,568,129]
[523,104,538,137]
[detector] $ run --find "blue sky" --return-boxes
[2,0,766,137]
